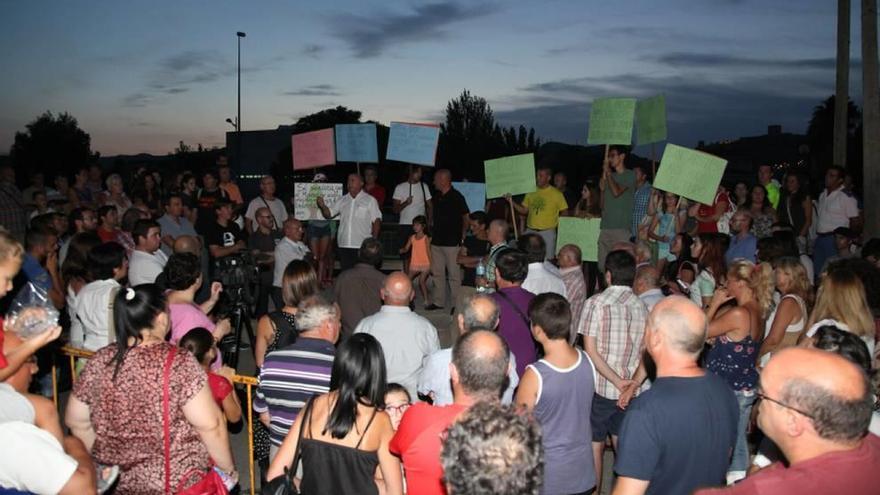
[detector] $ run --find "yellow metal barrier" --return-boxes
[53,345,259,495]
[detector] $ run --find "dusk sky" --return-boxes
[0,1,868,156]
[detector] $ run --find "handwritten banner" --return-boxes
[636,94,668,145]
[385,122,440,166]
[335,123,378,163]
[653,144,727,205]
[587,97,636,145]
[484,153,536,199]
[556,217,601,262]
[452,182,486,213]
[293,183,343,221]
[292,128,336,170]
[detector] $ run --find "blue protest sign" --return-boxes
[452,182,486,213]
[386,122,440,166]
[335,123,379,163]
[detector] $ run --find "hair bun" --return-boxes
[125,288,136,301]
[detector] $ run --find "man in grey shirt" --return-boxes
[157,194,197,256]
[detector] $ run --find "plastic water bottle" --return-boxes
[475,260,487,293]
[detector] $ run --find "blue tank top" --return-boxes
[529,350,597,495]
[706,335,759,391]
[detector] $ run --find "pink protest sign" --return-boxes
[292,128,336,170]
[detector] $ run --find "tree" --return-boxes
[439,89,540,180]
[292,106,362,133]
[10,111,96,178]
[806,96,861,186]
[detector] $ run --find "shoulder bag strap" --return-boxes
[162,347,178,495]
[260,196,280,230]
[495,290,530,329]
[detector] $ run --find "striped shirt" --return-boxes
[254,337,335,447]
[577,285,648,399]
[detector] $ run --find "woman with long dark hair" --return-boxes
[779,173,813,253]
[742,185,776,239]
[65,284,237,493]
[267,333,403,495]
[689,233,727,309]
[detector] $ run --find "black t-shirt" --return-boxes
[431,188,469,247]
[461,235,490,287]
[195,188,229,234]
[614,374,738,495]
[204,221,244,254]
[249,230,281,278]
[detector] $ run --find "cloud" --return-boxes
[282,84,342,96]
[653,52,848,70]
[302,44,324,58]
[330,2,496,58]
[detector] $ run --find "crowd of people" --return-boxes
[0,147,878,494]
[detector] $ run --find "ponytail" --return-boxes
[111,284,167,379]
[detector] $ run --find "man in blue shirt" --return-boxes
[725,210,757,264]
[21,226,64,309]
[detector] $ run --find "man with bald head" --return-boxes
[696,347,880,494]
[353,271,440,398]
[611,297,738,495]
[392,329,511,495]
[633,265,664,311]
[317,173,382,270]
[425,169,469,311]
[418,293,519,406]
[558,244,587,343]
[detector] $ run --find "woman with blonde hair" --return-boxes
[758,257,812,366]
[705,259,773,483]
[803,260,876,357]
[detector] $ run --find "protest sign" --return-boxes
[587,97,636,145]
[556,217,601,262]
[452,182,486,213]
[653,144,727,205]
[292,128,336,170]
[335,123,378,163]
[293,183,343,221]
[636,94,667,145]
[386,122,440,166]
[484,153,536,199]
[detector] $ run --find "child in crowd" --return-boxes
[399,215,432,307]
[384,383,411,431]
[179,327,242,424]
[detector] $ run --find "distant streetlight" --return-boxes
[236,31,246,172]
[225,117,237,130]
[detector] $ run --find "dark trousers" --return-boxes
[339,248,359,271]
[254,273,273,318]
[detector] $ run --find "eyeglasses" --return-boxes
[756,392,815,420]
[385,403,410,415]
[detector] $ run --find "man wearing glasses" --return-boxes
[724,210,757,264]
[695,347,879,494]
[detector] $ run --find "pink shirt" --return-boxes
[169,302,221,370]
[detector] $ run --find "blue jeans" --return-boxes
[812,234,835,283]
[731,390,756,473]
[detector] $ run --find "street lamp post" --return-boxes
[236,31,246,173]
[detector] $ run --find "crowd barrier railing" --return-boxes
[52,345,259,495]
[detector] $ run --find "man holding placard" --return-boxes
[316,174,382,270]
[508,167,568,259]
[393,166,432,270]
[598,145,636,272]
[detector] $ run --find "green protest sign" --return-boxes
[636,94,667,145]
[653,144,727,205]
[587,97,636,145]
[556,217,601,262]
[484,153,536,199]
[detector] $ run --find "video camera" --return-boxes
[213,251,258,307]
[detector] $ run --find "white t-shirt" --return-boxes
[328,191,382,249]
[74,279,121,351]
[392,181,432,225]
[128,249,169,286]
[816,187,859,233]
[522,262,568,297]
[0,384,35,424]
[0,422,78,493]
[245,196,289,230]
[273,237,311,287]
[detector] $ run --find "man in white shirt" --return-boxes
[245,175,288,233]
[814,165,860,280]
[317,173,382,270]
[354,272,440,399]
[519,233,567,297]
[127,219,168,285]
[71,242,127,350]
[272,218,311,303]
[393,166,432,270]
[634,265,664,312]
[418,292,519,405]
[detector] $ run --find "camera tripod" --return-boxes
[219,290,256,370]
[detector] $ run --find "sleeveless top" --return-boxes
[409,235,430,267]
[299,406,380,495]
[760,294,806,367]
[706,335,759,391]
[528,350,597,495]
